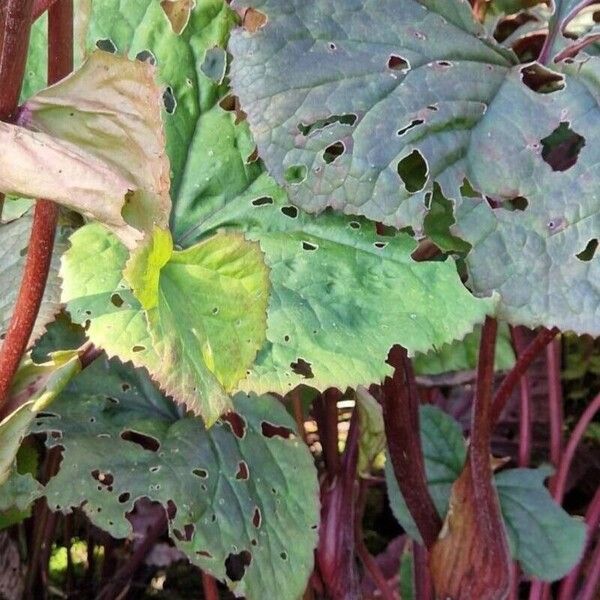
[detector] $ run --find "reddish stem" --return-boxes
[510,326,532,467]
[0,0,73,418]
[0,0,34,121]
[552,392,600,502]
[558,487,600,600]
[491,328,559,425]
[201,572,220,600]
[314,389,342,475]
[382,346,442,549]
[33,0,60,21]
[413,542,433,600]
[579,536,600,600]
[546,339,563,467]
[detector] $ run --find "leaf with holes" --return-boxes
[61,224,269,424]
[229,1,600,335]
[0,350,81,484]
[454,57,600,335]
[1,214,69,351]
[82,0,261,239]
[27,356,319,599]
[189,173,496,394]
[228,0,514,232]
[385,406,587,581]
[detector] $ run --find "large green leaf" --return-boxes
[61,224,269,424]
[385,405,586,581]
[188,173,497,394]
[28,357,319,600]
[0,215,68,349]
[229,0,600,336]
[228,0,514,232]
[82,0,260,237]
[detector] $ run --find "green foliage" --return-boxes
[62,224,270,424]
[190,173,497,393]
[229,0,600,336]
[28,357,319,599]
[385,406,587,581]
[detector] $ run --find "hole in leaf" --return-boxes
[167,500,177,518]
[349,221,360,229]
[251,196,273,206]
[261,421,295,439]
[302,241,318,251]
[576,239,598,261]
[196,550,213,558]
[246,146,259,163]
[387,54,409,71]
[225,550,252,582]
[280,552,288,560]
[252,507,261,528]
[520,64,565,93]
[506,196,529,211]
[236,461,249,480]
[541,122,585,171]
[290,357,314,378]
[162,86,177,114]
[120,430,160,452]
[121,383,130,392]
[242,7,267,32]
[436,60,452,67]
[221,412,246,438]
[132,345,145,353]
[211,307,219,315]
[397,119,424,136]
[374,242,387,249]
[297,114,357,136]
[135,49,156,65]
[328,41,337,51]
[110,293,124,308]
[118,492,130,504]
[91,470,114,487]
[193,468,208,478]
[397,150,428,193]
[218,95,246,124]
[173,524,195,542]
[323,141,345,163]
[284,165,307,184]
[281,205,298,218]
[96,39,117,53]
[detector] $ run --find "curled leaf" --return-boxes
[1,51,171,248]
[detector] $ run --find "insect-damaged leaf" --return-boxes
[0,351,81,485]
[82,0,249,224]
[61,224,269,425]
[229,0,600,336]
[26,356,319,600]
[190,173,496,394]
[228,0,514,232]
[0,52,170,248]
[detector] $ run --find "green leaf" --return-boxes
[495,466,586,580]
[385,406,587,581]
[0,214,67,350]
[191,173,497,394]
[413,324,515,377]
[454,57,600,336]
[355,387,385,477]
[228,0,514,232]
[82,0,255,233]
[385,405,466,542]
[0,351,81,485]
[29,357,319,600]
[229,0,600,336]
[62,224,269,424]
[3,52,171,248]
